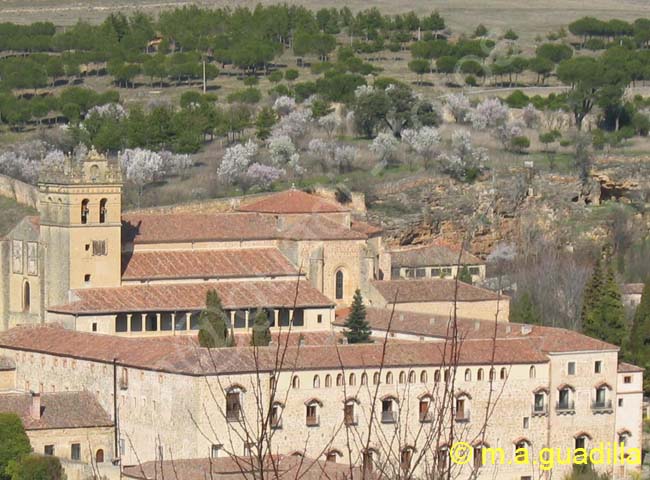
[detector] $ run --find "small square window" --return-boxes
[618,398,623,407]
[624,376,632,384]
[523,417,529,429]
[84,244,90,251]
[317,314,322,324]
[567,362,576,375]
[44,445,55,456]
[211,444,222,458]
[84,274,91,284]
[71,443,81,461]
[594,361,602,374]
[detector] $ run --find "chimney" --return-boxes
[30,392,42,420]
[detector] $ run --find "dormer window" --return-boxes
[99,198,107,223]
[81,199,89,224]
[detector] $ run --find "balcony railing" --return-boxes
[532,405,548,416]
[591,400,613,413]
[455,412,470,423]
[419,411,433,423]
[306,415,320,427]
[226,409,241,422]
[555,401,575,414]
[381,411,397,424]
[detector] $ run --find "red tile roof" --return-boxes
[122,212,279,244]
[618,362,644,373]
[0,324,548,376]
[279,215,366,241]
[238,190,349,214]
[351,220,383,236]
[390,241,483,268]
[0,391,113,430]
[371,279,501,303]
[48,280,334,314]
[335,308,617,354]
[121,248,298,281]
[622,283,644,295]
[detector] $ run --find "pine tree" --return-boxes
[250,309,272,347]
[582,260,626,346]
[626,280,650,392]
[509,291,541,325]
[581,255,603,330]
[198,289,232,348]
[343,289,372,344]
[458,266,472,284]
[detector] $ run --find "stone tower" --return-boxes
[38,148,123,310]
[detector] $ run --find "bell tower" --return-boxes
[38,148,123,309]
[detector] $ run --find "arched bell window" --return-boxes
[99,198,107,223]
[335,270,344,300]
[81,199,89,224]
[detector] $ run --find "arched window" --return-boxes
[464,369,472,382]
[489,368,496,381]
[381,397,398,423]
[313,375,320,388]
[349,373,356,386]
[618,430,631,446]
[594,383,612,410]
[420,371,428,383]
[408,371,416,383]
[225,386,243,422]
[325,375,332,388]
[574,433,590,450]
[361,373,368,385]
[336,374,344,386]
[292,375,300,389]
[529,366,536,379]
[373,372,380,385]
[271,402,283,429]
[419,396,432,423]
[305,399,322,426]
[326,450,342,462]
[399,371,406,384]
[335,270,344,299]
[386,372,393,384]
[99,198,107,223]
[500,367,507,380]
[23,281,31,313]
[95,449,104,463]
[477,368,484,381]
[558,385,575,412]
[514,438,531,455]
[81,199,89,224]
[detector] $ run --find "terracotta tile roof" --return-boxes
[0,324,548,376]
[351,220,383,236]
[622,283,644,295]
[48,280,334,315]
[0,355,16,370]
[238,190,348,214]
[0,391,113,430]
[371,279,501,303]
[121,248,298,281]
[279,215,366,241]
[122,212,280,244]
[390,241,483,268]
[123,455,368,480]
[618,362,644,373]
[335,307,618,354]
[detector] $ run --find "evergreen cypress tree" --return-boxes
[198,289,232,348]
[250,309,272,347]
[458,266,472,284]
[509,291,541,325]
[581,255,603,330]
[627,280,650,392]
[582,260,626,346]
[343,289,372,344]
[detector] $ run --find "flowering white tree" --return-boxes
[0,140,51,183]
[272,96,296,116]
[86,103,127,120]
[401,126,441,169]
[160,151,193,178]
[217,140,259,185]
[522,103,539,128]
[496,121,525,150]
[467,97,509,129]
[334,144,356,173]
[445,93,471,123]
[318,112,341,138]
[268,134,303,174]
[119,148,165,205]
[354,85,375,98]
[244,163,285,189]
[41,149,66,171]
[370,132,399,167]
[442,129,488,182]
[271,110,312,141]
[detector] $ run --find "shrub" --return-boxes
[511,135,530,152]
[505,90,530,108]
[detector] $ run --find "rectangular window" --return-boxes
[624,376,632,384]
[226,392,241,422]
[278,309,290,327]
[12,240,23,274]
[594,361,602,374]
[27,242,38,275]
[234,310,246,328]
[317,314,323,324]
[468,266,480,275]
[92,240,107,256]
[430,268,441,277]
[618,398,623,407]
[441,267,452,277]
[567,362,576,375]
[415,268,426,278]
[391,267,401,279]
[44,445,54,456]
[211,444,221,458]
[292,309,304,326]
[71,443,81,461]
[405,269,415,278]
[523,417,529,429]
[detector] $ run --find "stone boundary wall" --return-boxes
[0,174,38,208]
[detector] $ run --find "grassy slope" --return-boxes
[0,197,37,237]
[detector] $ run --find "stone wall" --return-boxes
[0,174,38,208]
